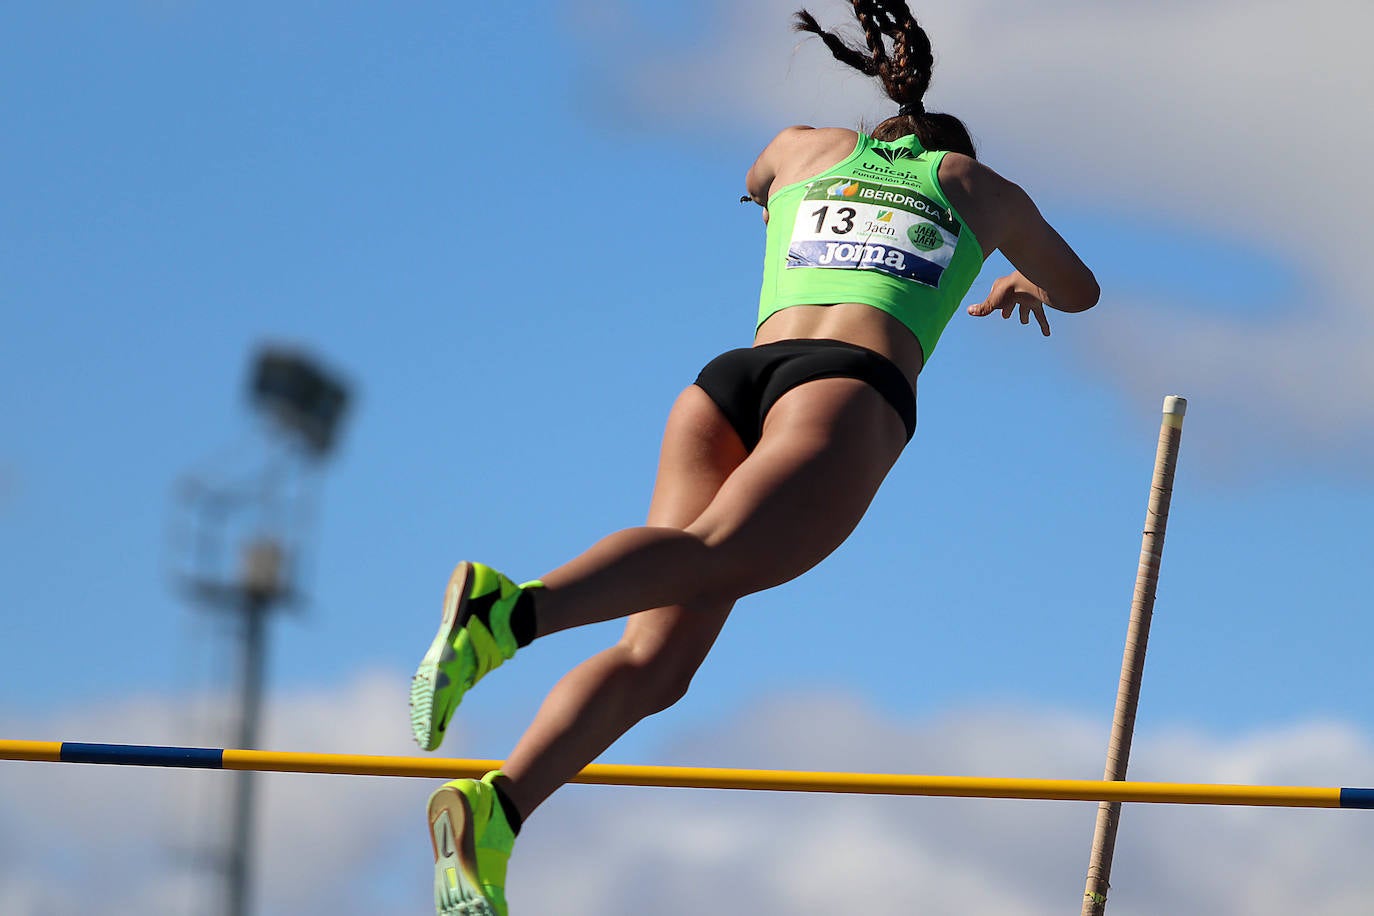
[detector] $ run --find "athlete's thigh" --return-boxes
[622,385,747,657]
[685,376,908,596]
[644,385,749,530]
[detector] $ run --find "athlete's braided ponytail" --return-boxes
[795,1,976,158]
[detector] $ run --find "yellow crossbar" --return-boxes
[0,740,1363,808]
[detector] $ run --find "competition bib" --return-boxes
[785,177,961,287]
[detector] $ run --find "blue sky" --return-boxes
[3,2,1373,914]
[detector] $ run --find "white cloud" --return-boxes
[0,672,433,916]
[516,697,1374,915]
[569,0,1374,462]
[6,679,1374,914]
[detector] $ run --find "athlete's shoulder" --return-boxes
[936,153,1041,255]
[936,153,1018,200]
[763,125,858,153]
[748,126,860,204]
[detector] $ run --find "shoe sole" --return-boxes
[428,784,497,916]
[411,561,474,751]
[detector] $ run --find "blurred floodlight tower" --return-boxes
[170,345,350,916]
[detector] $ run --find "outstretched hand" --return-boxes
[968,271,1053,337]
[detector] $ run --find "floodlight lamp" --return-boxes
[249,347,350,458]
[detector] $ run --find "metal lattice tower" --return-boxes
[169,345,349,916]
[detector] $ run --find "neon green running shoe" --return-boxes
[410,561,539,751]
[428,771,517,916]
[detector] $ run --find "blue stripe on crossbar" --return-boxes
[61,742,224,768]
[1340,788,1374,809]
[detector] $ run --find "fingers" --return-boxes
[969,290,1040,320]
[1018,302,1053,336]
[967,278,1052,336]
[968,274,1008,317]
[968,278,1018,318]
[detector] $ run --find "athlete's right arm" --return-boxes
[941,154,1099,333]
[744,126,814,215]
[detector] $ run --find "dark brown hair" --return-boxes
[794,1,976,158]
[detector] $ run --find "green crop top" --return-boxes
[756,132,985,362]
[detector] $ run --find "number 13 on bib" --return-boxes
[785,177,961,288]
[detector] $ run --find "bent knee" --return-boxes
[626,658,697,717]
[618,641,707,716]
[643,667,696,716]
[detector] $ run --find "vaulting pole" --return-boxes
[1082,396,1188,914]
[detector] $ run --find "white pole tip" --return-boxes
[1163,396,1187,416]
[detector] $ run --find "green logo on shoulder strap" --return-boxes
[873,147,921,165]
[907,223,944,252]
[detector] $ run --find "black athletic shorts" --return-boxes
[692,339,917,451]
